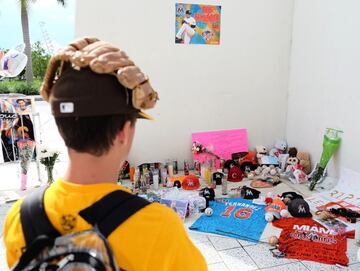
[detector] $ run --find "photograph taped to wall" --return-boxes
[175,3,221,45]
[0,96,36,163]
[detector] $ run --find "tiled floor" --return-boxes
[0,201,360,270]
[189,233,360,271]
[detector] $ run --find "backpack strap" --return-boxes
[79,190,150,238]
[20,186,61,247]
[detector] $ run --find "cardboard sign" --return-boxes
[192,129,248,163]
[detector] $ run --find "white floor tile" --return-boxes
[346,239,360,265]
[219,247,258,271]
[187,230,210,244]
[195,241,223,265]
[208,262,230,271]
[244,243,297,269]
[261,262,308,271]
[237,238,258,247]
[343,263,360,271]
[301,260,341,271]
[208,236,241,251]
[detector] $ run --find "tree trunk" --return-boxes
[21,1,33,83]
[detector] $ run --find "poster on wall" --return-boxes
[192,129,248,164]
[0,96,36,163]
[175,3,221,45]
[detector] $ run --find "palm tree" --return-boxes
[20,0,66,83]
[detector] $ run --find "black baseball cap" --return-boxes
[241,186,260,200]
[186,10,192,15]
[50,65,153,120]
[288,198,312,218]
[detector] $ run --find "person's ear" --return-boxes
[117,121,133,145]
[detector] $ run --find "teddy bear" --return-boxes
[265,198,290,222]
[255,145,268,160]
[297,151,311,174]
[269,139,288,157]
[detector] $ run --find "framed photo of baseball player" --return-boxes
[175,3,221,45]
[0,96,36,163]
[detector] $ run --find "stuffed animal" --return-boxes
[256,145,268,160]
[288,147,298,158]
[285,157,300,173]
[285,157,308,184]
[265,198,290,222]
[297,151,311,174]
[269,139,288,157]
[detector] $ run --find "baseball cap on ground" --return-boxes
[288,198,312,218]
[240,186,260,200]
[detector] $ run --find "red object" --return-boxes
[273,218,350,266]
[177,175,200,190]
[265,197,273,205]
[239,151,258,171]
[227,166,243,182]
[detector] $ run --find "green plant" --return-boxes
[32,41,51,79]
[0,79,42,95]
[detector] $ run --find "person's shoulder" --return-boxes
[4,199,23,229]
[139,202,182,223]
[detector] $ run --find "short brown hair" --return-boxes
[55,114,135,156]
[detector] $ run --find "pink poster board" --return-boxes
[192,129,248,163]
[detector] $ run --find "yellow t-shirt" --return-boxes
[4,179,207,270]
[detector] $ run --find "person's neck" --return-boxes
[63,150,123,185]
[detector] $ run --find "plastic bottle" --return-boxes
[222,170,228,195]
[173,160,178,175]
[168,164,174,177]
[184,161,189,175]
[130,166,135,182]
[153,172,159,190]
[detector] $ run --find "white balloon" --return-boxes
[0,47,28,78]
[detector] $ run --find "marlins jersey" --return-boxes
[273,218,350,266]
[189,198,267,242]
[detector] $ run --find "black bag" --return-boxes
[12,186,150,271]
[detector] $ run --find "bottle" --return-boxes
[222,169,228,195]
[173,160,178,175]
[168,164,174,177]
[160,167,168,186]
[184,161,189,175]
[211,174,217,189]
[130,166,135,182]
[220,159,225,172]
[134,168,140,191]
[205,167,211,186]
[153,171,159,190]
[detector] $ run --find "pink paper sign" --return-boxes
[192,129,248,163]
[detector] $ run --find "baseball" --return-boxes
[269,236,279,246]
[205,207,214,216]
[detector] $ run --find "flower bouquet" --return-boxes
[39,146,60,185]
[192,141,221,159]
[17,139,36,190]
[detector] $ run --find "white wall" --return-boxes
[286,0,360,176]
[75,0,294,165]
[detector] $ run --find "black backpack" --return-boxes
[12,186,151,271]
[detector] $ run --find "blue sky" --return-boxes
[0,0,75,51]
